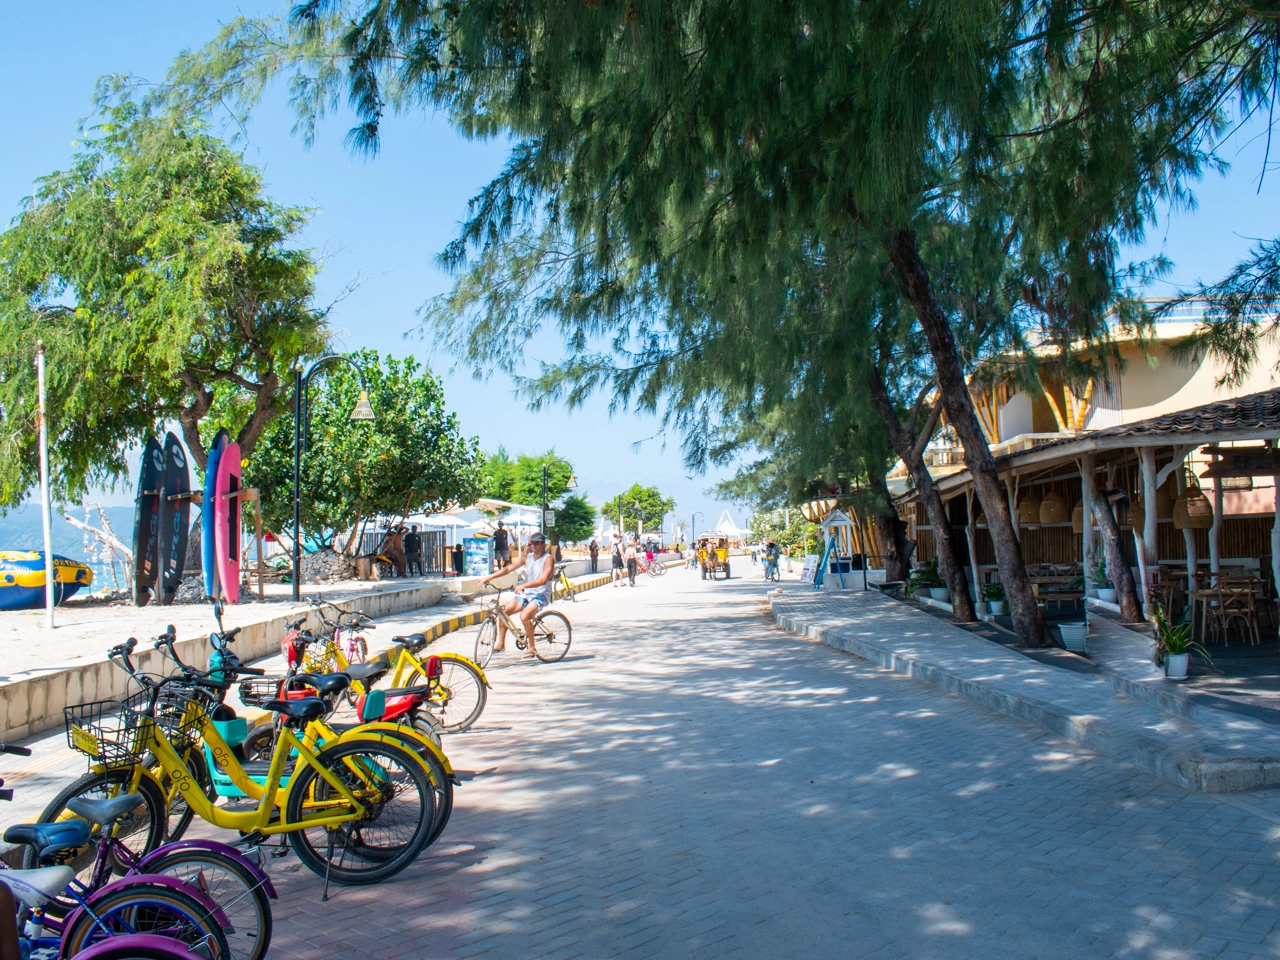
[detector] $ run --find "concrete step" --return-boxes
[770,586,1280,793]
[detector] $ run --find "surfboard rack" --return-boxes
[167,490,203,504]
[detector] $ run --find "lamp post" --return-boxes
[293,355,376,601]
[540,459,577,538]
[691,511,704,547]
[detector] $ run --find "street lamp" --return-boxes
[540,459,577,538]
[691,511,704,546]
[293,355,375,600]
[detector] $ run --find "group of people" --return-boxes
[582,533,655,587]
[376,524,465,577]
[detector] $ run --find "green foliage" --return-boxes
[1088,557,1112,588]
[0,100,328,510]
[243,350,482,547]
[982,582,1006,602]
[600,484,675,536]
[1152,606,1212,667]
[906,559,945,596]
[748,511,819,553]
[480,448,574,506]
[554,494,596,543]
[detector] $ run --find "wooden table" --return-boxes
[1027,576,1085,610]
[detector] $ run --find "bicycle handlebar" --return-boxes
[0,744,32,757]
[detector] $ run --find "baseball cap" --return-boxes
[529,532,547,543]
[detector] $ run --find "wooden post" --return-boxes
[1139,446,1158,616]
[1080,453,1096,585]
[965,489,983,604]
[1210,471,1223,581]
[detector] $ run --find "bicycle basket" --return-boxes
[64,690,152,766]
[301,642,340,676]
[153,687,206,752]
[238,676,285,708]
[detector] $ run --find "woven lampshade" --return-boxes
[1071,501,1085,534]
[973,510,986,527]
[1039,490,1070,525]
[1018,492,1042,528]
[1173,484,1214,530]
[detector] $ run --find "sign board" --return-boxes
[800,554,819,584]
[463,537,493,577]
[544,509,556,527]
[1200,446,1280,479]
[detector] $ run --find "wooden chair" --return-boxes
[1207,578,1260,646]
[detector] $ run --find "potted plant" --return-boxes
[906,559,948,601]
[1088,558,1116,603]
[1152,607,1211,681]
[982,582,1007,615]
[1058,621,1089,653]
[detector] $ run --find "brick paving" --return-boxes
[239,563,1280,959]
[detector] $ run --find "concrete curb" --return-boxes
[0,582,445,741]
[769,587,1280,793]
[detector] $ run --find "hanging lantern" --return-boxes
[1039,490,1070,525]
[1019,492,1042,529]
[1070,501,1085,534]
[1173,483,1214,530]
[973,510,987,527]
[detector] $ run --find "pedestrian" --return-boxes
[589,538,599,573]
[554,541,563,564]
[645,543,654,570]
[686,544,696,570]
[611,534,625,586]
[452,542,465,575]
[404,525,423,577]
[493,521,511,567]
[380,524,408,577]
[625,538,639,586]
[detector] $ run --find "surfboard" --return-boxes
[131,437,164,607]
[157,432,191,606]
[214,440,242,604]
[202,430,229,598]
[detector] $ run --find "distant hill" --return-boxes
[0,504,137,563]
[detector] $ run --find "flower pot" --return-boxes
[1165,653,1190,681]
[1096,587,1117,603]
[1058,622,1089,653]
[990,600,1008,615]
[928,587,951,602]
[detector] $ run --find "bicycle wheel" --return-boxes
[60,883,231,959]
[532,611,572,663]
[404,656,486,734]
[372,728,454,848]
[27,769,168,892]
[145,848,273,960]
[474,618,497,669]
[241,724,276,763]
[285,739,434,885]
[72,932,214,960]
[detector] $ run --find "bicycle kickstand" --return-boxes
[321,829,337,902]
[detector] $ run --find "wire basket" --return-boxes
[238,676,285,708]
[64,691,152,766]
[153,687,206,752]
[301,642,341,676]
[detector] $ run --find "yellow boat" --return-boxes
[0,551,93,610]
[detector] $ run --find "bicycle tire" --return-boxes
[60,882,231,959]
[285,739,434,885]
[240,724,275,763]
[346,724,453,851]
[532,611,572,663]
[403,656,486,734]
[474,618,497,669]
[145,848,273,960]
[26,769,168,895]
[72,932,214,960]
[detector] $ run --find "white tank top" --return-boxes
[524,551,552,601]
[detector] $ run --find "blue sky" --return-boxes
[4,3,1279,534]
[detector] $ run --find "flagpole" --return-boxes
[36,342,55,629]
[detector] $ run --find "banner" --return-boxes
[463,537,493,576]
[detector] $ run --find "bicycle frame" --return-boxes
[311,631,488,698]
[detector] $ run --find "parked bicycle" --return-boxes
[473,587,572,668]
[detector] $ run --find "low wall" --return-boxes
[0,582,444,741]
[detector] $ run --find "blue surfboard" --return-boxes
[202,430,230,598]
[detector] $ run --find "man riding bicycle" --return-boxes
[763,539,782,581]
[480,531,554,658]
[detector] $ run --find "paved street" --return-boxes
[8,559,1280,958]
[256,560,1280,959]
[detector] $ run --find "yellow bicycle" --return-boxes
[59,639,436,890]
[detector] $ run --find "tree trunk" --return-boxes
[1090,491,1144,622]
[888,229,1047,645]
[866,368,976,621]
[868,473,911,583]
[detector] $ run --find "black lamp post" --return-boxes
[293,355,375,600]
[540,459,577,538]
[691,511,704,546]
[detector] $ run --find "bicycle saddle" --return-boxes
[66,793,143,827]
[383,685,432,699]
[342,661,387,683]
[392,633,428,652]
[263,697,327,723]
[3,820,92,862]
[0,866,75,907]
[289,672,351,697]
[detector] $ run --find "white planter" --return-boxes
[928,587,951,602]
[1059,622,1089,653]
[1165,653,1189,681]
[1096,587,1117,603]
[989,600,1008,615]
[975,601,989,615]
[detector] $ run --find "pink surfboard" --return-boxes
[214,441,242,604]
